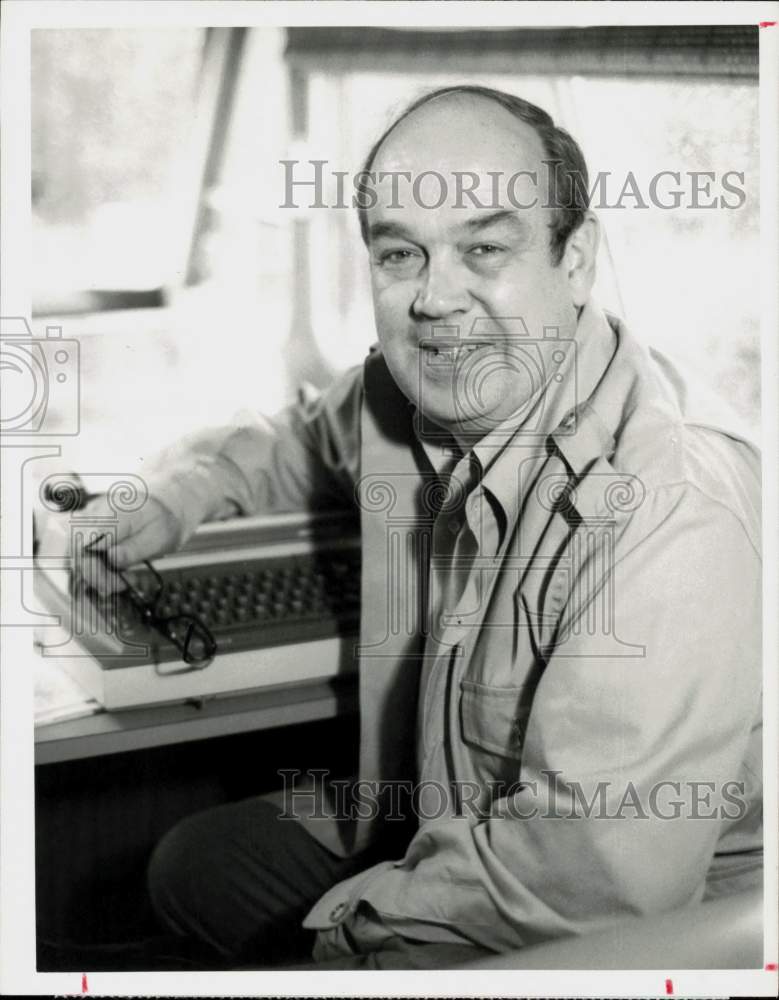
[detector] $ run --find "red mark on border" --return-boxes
[665,979,674,995]
[766,962,778,970]
[81,972,88,993]
[759,21,777,27]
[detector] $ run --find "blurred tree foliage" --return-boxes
[32,29,203,222]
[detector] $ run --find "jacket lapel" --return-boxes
[349,351,434,853]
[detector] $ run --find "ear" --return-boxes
[562,212,599,307]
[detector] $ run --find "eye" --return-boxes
[469,243,504,256]
[378,249,419,265]
[373,247,424,276]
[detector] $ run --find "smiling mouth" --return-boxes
[420,342,493,365]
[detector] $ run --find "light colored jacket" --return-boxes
[147,301,762,958]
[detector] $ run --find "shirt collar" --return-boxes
[414,300,621,514]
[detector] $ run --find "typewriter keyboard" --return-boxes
[95,547,361,665]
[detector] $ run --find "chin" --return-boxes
[419,406,495,441]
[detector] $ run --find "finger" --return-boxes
[111,517,173,569]
[80,496,147,549]
[78,550,127,596]
[82,513,136,550]
[83,531,109,553]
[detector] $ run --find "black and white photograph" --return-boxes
[1,1,777,995]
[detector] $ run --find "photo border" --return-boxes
[1,1,777,996]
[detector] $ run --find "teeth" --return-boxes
[426,343,486,362]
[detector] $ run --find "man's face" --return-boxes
[366,95,583,444]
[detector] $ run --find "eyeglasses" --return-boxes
[117,561,217,670]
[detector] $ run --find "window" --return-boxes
[258,28,759,432]
[571,76,759,430]
[32,28,205,313]
[27,26,760,487]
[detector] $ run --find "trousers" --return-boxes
[147,798,367,967]
[146,796,489,970]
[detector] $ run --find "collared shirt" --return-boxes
[412,364,570,823]
[146,301,762,965]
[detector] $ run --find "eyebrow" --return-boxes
[367,220,416,243]
[367,210,531,244]
[463,210,531,237]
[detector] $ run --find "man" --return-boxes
[83,86,762,969]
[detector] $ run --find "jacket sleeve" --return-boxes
[140,365,364,543]
[337,480,762,952]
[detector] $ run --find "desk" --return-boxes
[35,676,357,765]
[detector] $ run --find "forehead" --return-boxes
[367,94,548,233]
[373,94,545,175]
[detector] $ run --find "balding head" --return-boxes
[358,85,590,264]
[361,84,600,446]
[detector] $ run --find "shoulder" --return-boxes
[289,361,365,435]
[596,315,760,557]
[302,346,405,418]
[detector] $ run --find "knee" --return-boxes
[147,809,218,936]
[147,798,284,956]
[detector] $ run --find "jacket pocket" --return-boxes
[459,679,533,760]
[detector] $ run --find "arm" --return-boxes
[81,365,363,588]
[142,365,363,542]
[460,889,762,969]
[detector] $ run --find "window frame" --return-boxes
[31,27,248,319]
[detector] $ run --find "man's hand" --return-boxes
[77,495,181,595]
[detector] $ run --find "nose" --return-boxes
[411,255,471,321]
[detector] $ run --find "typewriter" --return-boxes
[34,510,361,710]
